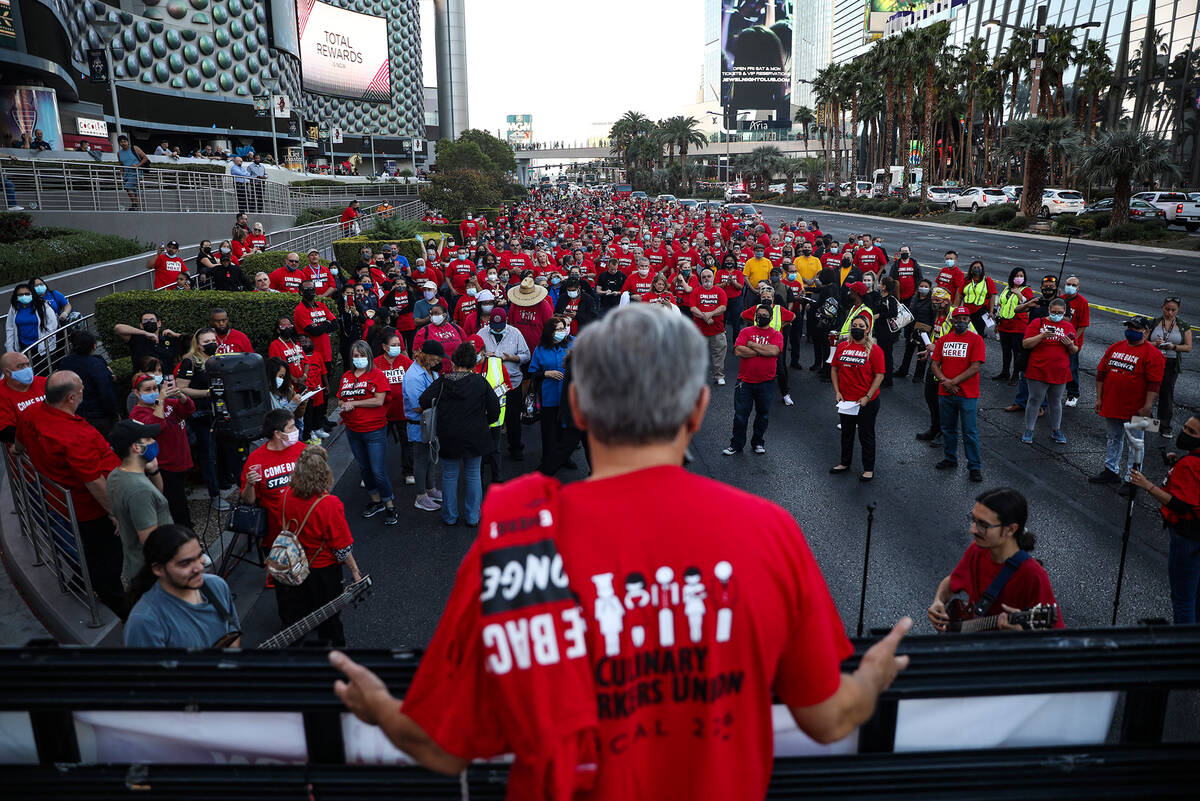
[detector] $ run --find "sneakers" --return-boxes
[721,446,741,455]
[915,429,939,441]
[782,394,794,406]
[716,377,726,386]
[969,469,983,483]
[1051,430,1067,445]
[404,475,416,485]
[210,496,231,511]
[753,444,766,454]
[414,494,441,511]
[383,507,399,525]
[1089,469,1120,485]
[313,428,330,439]
[1064,396,1079,408]
[1021,430,1034,444]
[361,501,386,519]
[934,459,957,470]
[428,488,443,501]
[1161,426,1174,438]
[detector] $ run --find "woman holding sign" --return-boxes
[1020,298,1078,445]
[830,314,886,481]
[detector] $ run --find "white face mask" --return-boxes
[284,428,300,446]
[430,314,446,325]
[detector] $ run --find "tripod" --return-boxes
[856,502,877,637]
[1112,425,1146,625]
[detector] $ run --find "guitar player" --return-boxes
[927,488,1065,632]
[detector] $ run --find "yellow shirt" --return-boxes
[792,255,823,291]
[743,257,773,289]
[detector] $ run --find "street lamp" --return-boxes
[262,76,280,165]
[984,8,1100,118]
[91,19,123,143]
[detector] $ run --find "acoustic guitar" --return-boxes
[944,599,1058,633]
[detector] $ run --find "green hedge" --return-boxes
[976,204,1018,225]
[333,234,449,270]
[237,250,331,277]
[95,290,305,363]
[897,202,922,217]
[0,228,145,285]
[291,178,353,187]
[1053,216,1095,235]
[294,207,340,226]
[1077,211,1111,229]
[1000,214,1030,232]
[0,211,33,242]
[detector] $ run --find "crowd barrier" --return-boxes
[0,626,1197,797]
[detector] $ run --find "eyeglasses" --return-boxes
[967,514,1005,531]
[286,259,299,264]
[1164,296,1181,305]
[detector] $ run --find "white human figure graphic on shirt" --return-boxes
[592,572,625,656]
[623,572,651,648]
[682,567,708,643]
[714,560,734,643]
[655,566,678,647]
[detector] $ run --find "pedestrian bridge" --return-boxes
[513,138,828,163]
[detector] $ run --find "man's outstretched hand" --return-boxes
[330,650,395,727]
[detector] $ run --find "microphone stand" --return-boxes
[856,502,877,637]
[1112,426,1145,625]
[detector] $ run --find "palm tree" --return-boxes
[609,110,651,175]
[959,36,989,184]
[743,145,784,192]
[916,22,952,209]
[793,106,816,141]
[778,157,802,195]
[877,37,900,169]
[840,60,864,182]
[1041,25,1081,118]
[999,29,1031,119]
[1074,39,1114,141]
[800,155,824,198]
[667,116,708,194]
[896,29,920,188]
[1001,116,1082,219]
[813,65,837,188]
[1076,127,1179,228]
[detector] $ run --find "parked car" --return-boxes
[1131,191,1200,231]
[655,194,677,205]
[677,198,699,210]
[723,202,757,216]
[698,200,724,211]
[724,184,750,201]
[1038,189,1085,218]
[1081,197,1167,223]
[629,190,648,200]
[952,187,1011,212]
[926,186,962,205]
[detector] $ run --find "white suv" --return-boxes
[1039,189,1084,218]
[953,187,1010,212]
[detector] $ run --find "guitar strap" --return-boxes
[972,550,1030,617]
[199,578,240,636]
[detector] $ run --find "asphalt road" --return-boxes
[240,212,1195,650]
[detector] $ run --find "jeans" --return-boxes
[776,347,790,396]
[1167,529,1200,624]
[939,395,982,470]
[3,176,15,207]
[441,455,483,525]
[707,333,727,381]
[1066,351,1080,399]
[161,469,193,529]
[1158,362,1180,430]
[1024,380,1065,433]
[840,397,879,470]
[537,405,561,472]
[505,385,525,455]
[1103,416,1142,480]
[923,369,940,431]
[483,427,503,484]
[730,379,772,451]
[346,426,392,503]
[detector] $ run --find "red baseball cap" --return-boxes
[952,306,971,317]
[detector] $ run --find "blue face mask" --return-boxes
[140,441,159,463]
[10,366,34,385]
[274,376,285,388]
[1125,330,1144,344]
[553,329,568,343]
[153,374,164,385]
[551,276,561,286]
[387,345,403,358]
[16,294,32,305]
[490,323,505,334]
[352,356,370,369]
[140,391,160,404]
[1048,312,1065,323]
[34,285,47,296]
[945,259,955,268]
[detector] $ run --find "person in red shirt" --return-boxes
[446,246,478,297]
[339,340,397,524]
[932,307,986,481]
[640,273,677,308]
[129,372,195,528]
[145,240,188,290]
[247,222,267,251]
[269,252,311,293]
[294,279,337,373]
[410,255,444,290]
[339,199,361,235]
[299,337,328,439]
[413,306,466,373]
[375,330,414,483]
[275,444,363,647]
[688,269,728,385]
[209,308,253,354]
[18,371,126,616]
[928,488,1064,632]
[1090,315,1166,491]
[506,277,554,351]
[935,250,965,307]
[459,213,480,243]
[830,315,886,480]
[327,303,910,799]
[1020,298,1078,445]
[1059,275,1090,406]
[724,304,784,455]
[992,268,1037,382]
[239,408,306,549]
[0,351,46,445]
[853,240,886,276]
[621,258,656,301]
[887,246,923,303]
[269,318,306,383]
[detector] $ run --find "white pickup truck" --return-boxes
[1132,191,1200,231]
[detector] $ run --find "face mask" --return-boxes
[918,287,930,296]
[16,294,31,305]
[900,253,910,260]
[480,303,494,315]
[10,365,37,384]
[423,290,436,300]
[1042,288,1056,299]
[387,345,403,358]
[284,428,301,447]
[220,248,231,255]
[490,323,505,334]
[140,391,160,405]
[34,285,46,296]
[786,272,797,281]
[142,320,158,333]
[969,269,982,279]
[567,289,580,299]
[1176,430,1200,452]
[550,277,561,286]
[638,268,649,277]
[945,259,955,268]
[1063,285,1078,296]
[850,328,866,341]
[430,314,446,326]
[467,287,478,297]
[274,376,285,389]
[1048,312,1065,323]
[553,330,568,343]
[202,342,219,356]
[1125,330,1144,344]
[152,374,164,386]
[953,320,970,334]
[301,288,316,301]
[352,356,370,370]
[486,273,498,283]
[139,441,159,463]
[756,315,770,328]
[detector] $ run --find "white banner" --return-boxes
[297,0,391,102]
[75,117,108,137]
[272,93,292,119]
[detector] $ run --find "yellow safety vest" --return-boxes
[963,279,989,307]
[997,288,1022,320]
[839,304,875,336]
[767,304,783,332]
[484,356,507,428]
[932,314,952,343]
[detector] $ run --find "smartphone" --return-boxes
[1131,416,1161,433]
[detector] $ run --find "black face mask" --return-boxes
[755,315,771,328]
[1042,287,1056,299]
[953,320,970,334]
[279,327,295,339]
[1177,430,1200,452]
[850,328,866,341]
[142,321,158,333]
[301,288,316,301]
[201,342,219,356]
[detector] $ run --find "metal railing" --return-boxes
[3,450,101,627]
[267,200,425,259]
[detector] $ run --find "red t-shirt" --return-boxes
[269,265,311,293]
[277,491,353,570]
[293,301,335,363]
[248,233,267,251]
[338,368,389,432]
[1022,319,1076,384]
[240,440,306,544]
[269,337,306,380]
[892,259,919,300]
[933,330,985,397]
[0,376,46,434]
[152,253,188,289]
[1163,453,1200,527]
[1096,340,1166,420]
[935,265,964,298]
[950,544,1065,629]
[374,353,412,422]
[214,328,253,355]
[715,269,744,300]
[687,286,728,337]
[130,396,195,473]
[301,354,325,406]
[833,340,885,402]
[735,325,783,383]
[621,273,656,297]
[996,287,1034,334]
[413,322,466,373]
[18,403,120,521]
[1061,293,1090,343]
[853,246,885,275]
[447,258,478,295]
[401,466,852,801]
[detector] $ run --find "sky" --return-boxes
[421,0,706,145]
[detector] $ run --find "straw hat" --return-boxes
[508,276,548,307]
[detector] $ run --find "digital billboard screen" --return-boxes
[297,0,390,103]
[720,0,792,117]
[269,0,300,59]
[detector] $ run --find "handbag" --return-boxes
[266,491,326,587]
[889,302,914,333]
[420,376,447,464]
[521,380,542,425]
[226,502,267,539]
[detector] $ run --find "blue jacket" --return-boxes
[528,340,572,408]
[403,363,437,441]
[59,353,118,419]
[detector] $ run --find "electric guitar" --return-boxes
[213,575,372,648]
[944,599,1058,633]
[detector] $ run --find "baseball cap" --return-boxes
[490,308,508,324]
[467,334,486,353]
[421,280,437,290]
[476,289,495,303]
[308,248,320,255]
[1126,315,1152,329]
[847,281,869,297]
[420,340,446,357]
[109,418,162,458]
[166,240,179,247]
[952,306,971,317]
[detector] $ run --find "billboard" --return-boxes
[866,0,930,34]
[269,0,300,59]
[297,0,391,103]
[506,114,532,147]
[0,0,17,49]
[0,86,61,149]
[720,0,792,118]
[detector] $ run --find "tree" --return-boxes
[840,61,864,182]
[418,170,501,220]
[742,145,784,192]
[1001,116,1082,219]
[456,129,517,173]
[434,138,492,172]
[793,106,816,140]
[959,36,989,184]
[661,116,708,194]
[916,22,952,209]
[812,65,837,188]
[778,157,803,195]
[1075,127,1179,228]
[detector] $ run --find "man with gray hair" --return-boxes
[328,304,911,798]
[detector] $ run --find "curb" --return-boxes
[757,203,1200,258]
